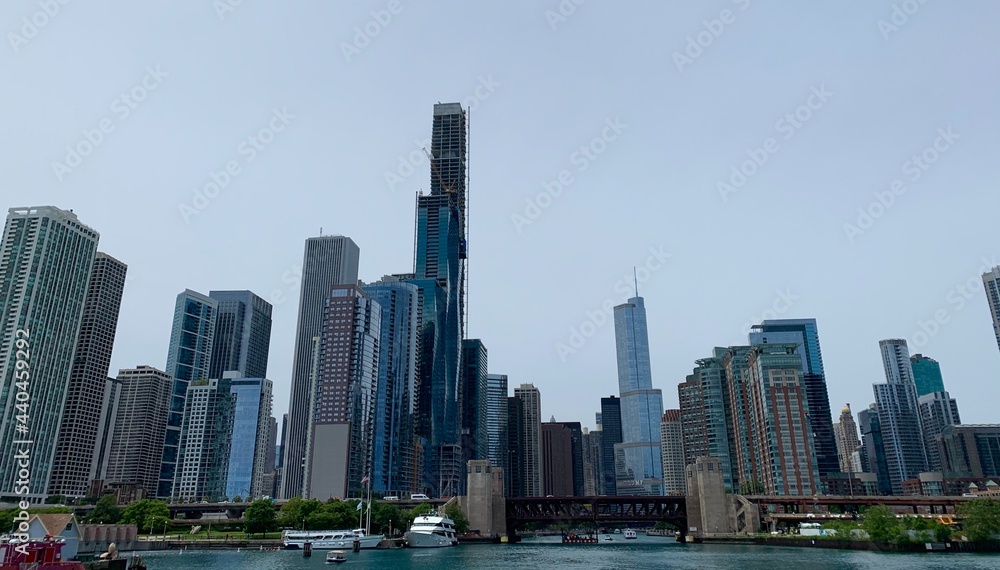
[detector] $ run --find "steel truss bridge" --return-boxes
[505,496,687,537]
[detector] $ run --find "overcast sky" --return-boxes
[5,1,1000,432]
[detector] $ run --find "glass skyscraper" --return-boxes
[486,374,508,486]
[873,339,927,495]
[613,296,664,495]
[0,206,99,502]
[208,290,273,380]
[159,290,218,498]
[461,339,489,472]
[910,354,945,397]
[600,396,623,496]
[225,377,273,500]
[983,266,1000,355]
[362,278,421,495]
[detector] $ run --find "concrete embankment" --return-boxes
[699,535,1000,553]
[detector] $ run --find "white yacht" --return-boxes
[623,528,638,540]
[405,513,458,548]
[282,529,383,550]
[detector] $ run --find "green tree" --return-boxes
[737,479,765,495]
[934,523,952,542]
[121,499,170,529]
[45,495,67,505]
[0,509,16,533]
[822,519,859,538]
[371,503,403,535]
[445,503,469,534]
[144,514,171,535]
[957,498,1000,542]
[406,503,433,522]
[86,494,123,524]
[861,504,902,543]
[279,497,324,529]
[232,496,243,503]
[244,499,278,537]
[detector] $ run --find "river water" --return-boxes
[139,535,1000,569]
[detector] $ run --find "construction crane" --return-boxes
[423,148,458,195]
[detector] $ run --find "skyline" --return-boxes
[5,2,1000,431]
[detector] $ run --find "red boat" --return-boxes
[0,535,85,570]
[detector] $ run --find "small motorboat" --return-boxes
[326,550,347,564]
[604,535,614,541]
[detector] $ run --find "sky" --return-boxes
[4,1,1000,432]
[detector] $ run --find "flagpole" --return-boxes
[365,473,372,533]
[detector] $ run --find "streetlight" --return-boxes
[163,520,168,542]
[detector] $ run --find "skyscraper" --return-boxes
[460,339,489,471]
[104,366,173,497]
[362,279,421,495]
[858,403,892,495]
[49,253,127,498]
[749,319,838,479]
[873,339,927,495]
[678,350,736,490]
[282,235,360,499]
[225,376,274,500]
[208,290,273,380]
[412,103,468,498]
[983,266,1000,354]
[917,391,961,473]
[582,427,604,496]
[678,375,707,467]
[541,422,575,496]
[514,384,542,497]
[0,206,99,502]
[910,354,945,397]
[746,343,820,496]
[833,404,862,474]
[660,410,686,495]
[172,377,234,502]
[486,374,509,479]
[158,290,218,498]
[305,285,380,500]
[613,296,664,495]
[721,346,755,489]
[506,396,524,498]
[599,396,623,496]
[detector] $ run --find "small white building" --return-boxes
[27,514,81,561]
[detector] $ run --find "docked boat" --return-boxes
[623,528,638,540]
[561,532,598,544]
[0,536,85,570]
[325,550,347,564]
[405,513,458,548]
[282,529,383,550]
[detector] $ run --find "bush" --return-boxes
[861,505,903,543]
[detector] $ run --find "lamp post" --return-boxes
[163,519,168,542]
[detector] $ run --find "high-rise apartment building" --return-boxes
[910,354,945,397]
[613,296,664,495]
[412,103,469,499]
[749,320,838,479]
[858,403,892,495]
[514,384,542,497]
[983,266,1000,354]
[722,346,754,488]
[104,366,173,497]
[0,206,99,502]
[506,396,524,498]
[599,396,623,495]
[678,375,707,467]
[158,290,218,498]
[939,424,1000,478]
[582,427,604,496]
[281,235,360,499]
[833,404,862,474]
[226,377,274,500]
[305,285,380,501]
[208,291,273,380]
[49,253,127,498]
[541,422,575,496]
[362,279,421,495]
[677,350,735,490]
[461,339,489,471]
[746,343,820,496]
[873,339,927,495]
[917,391,961,473]
[486,374,509,481]
[660,409,686,495]
[172,377,234,502]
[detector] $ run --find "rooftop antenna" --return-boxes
[633,266,638,296]
[319,227,323,236]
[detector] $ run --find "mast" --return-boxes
[366,475,372,533]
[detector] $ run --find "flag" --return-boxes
[356,501,363,511]
[360,475,370,485]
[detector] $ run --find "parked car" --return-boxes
[411,493,430,500]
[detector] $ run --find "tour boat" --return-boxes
[282,529,382,550]
[623,528,638,540]
[0,536,85,570]
[561,532,598,544]
[405,513,458,548]
[325,550,347,564]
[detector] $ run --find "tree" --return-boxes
[279,498,324,529]
[121,499,170,530]
[0,509,16,533]
[244,500,278,537]
[445,503,470,534]
[45,495,67,505]
[957,498,1000,542]
[861,504,902,543]
[86,495,123,524]
[738,479,765,495]
[371,503,403,535]
[144,515,170,535]
[233,495,243,503]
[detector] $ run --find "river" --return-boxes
[139,535,1000,569]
